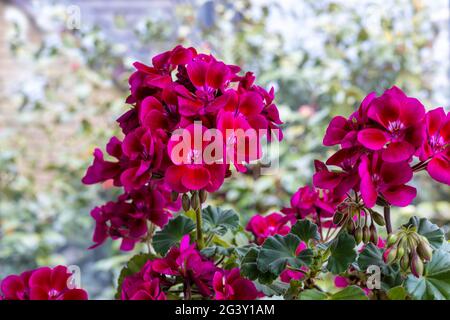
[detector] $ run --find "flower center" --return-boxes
[387,120,405,140]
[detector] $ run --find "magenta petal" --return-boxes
[357,128,389,150]
[165,165,189,193]
[313,171,342,189]
[427,156,450,186]
[382,141,415,162]
[382,185,417,207]
[238,91,263,116]
[181,165,210,190]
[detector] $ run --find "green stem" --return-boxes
[194,193,205,249]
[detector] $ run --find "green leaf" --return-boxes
[405,248,450,300]
[241,247,277,283]
[153,215,195,255]
[330,286,368,300]
[403,216,445,249]
[299,286,368,300]
[115,253,153,299]
[254,280,289,297]
[298,289,328,300]
[290,219,320,243]
[387,286,408,300]
[202,206,239,236]
[357,243,385,270]
[257,234,313,276]
[201,246,235,258]
[327,232,357,274]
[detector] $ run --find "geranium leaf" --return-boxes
[202,206,239,236]
[153,215,195,255]
[405,248,450,300]
[326,232,357,274]
[403,216,445,249]
[357,243,386,270]
[115,253,153,299]
[298,289,328,300]
[329,286,368,300]
[387,286,408,300]
[241,247,278,283]
[290,219,320,243]
[257,234,313,276]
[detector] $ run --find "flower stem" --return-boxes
[383,205,392,234]
[193,192,205,250]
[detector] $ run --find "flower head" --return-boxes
[212,268,258,300]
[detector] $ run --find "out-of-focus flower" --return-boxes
[246,213,290,245]
[212,268,258,300]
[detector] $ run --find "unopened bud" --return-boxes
[355,227,363,244]
[370,224,378,244]
[346,220,355,234]
[182,193,190,211]
[400,254,410,271]
[371,211,385,226]
[410,251,424,278]
[171,191,179,202]
[387,234,398,247]
[191,192,200,210]
[362,225,370,244]
[416,241,432,261]
[199,189,207,204]
[333,212,344,225]
[396,246,405,260]
[384,247,397,264]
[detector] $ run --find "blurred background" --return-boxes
[0,0,449,299]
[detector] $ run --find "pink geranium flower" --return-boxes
[121,267,166,301]
[0,266,88,300]
[246,213,291,245]
[418,107,450,185]
[357,86,425,162]
[212,268,258,300]
[358,152,416,208]
[165,124,227,193]
[152,235,217,297]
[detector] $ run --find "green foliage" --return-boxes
[290,219,320,243]
[202,206,240,236]
[257,234,314,276]
[403,216,445,249]
[115,253,153,299]
[405,248,450,300]
[299,286,368,300]
[326,232,357,274]
[153,216,195,255]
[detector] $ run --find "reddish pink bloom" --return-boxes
[212,268,258,300]
[152,235,217,297]
[0,266,88,300]
[165,124,227,193]
[419,107,450,185]
[282,186,342,228]
[246,213,290,245]
[357,86,425,162]
[358,152,416,208]
[121,267,166,300]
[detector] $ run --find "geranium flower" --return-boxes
[0,266,88,300]
[357,86,425,162]
[152,235,217,297]
[165,123,227,193]
[358,152,416,208]
[121,270,166,300]
[246,213,291,245]
[212,268,258,300]
[418,107,450,185]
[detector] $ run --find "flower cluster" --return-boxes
[0,266,88,300]
[120,236,258,300]
[83,45,282,250]
[246,212,291,244]
[314,86,449,209]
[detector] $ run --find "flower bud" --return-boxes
[355,227,363,244]
[199,189,208,204]
[410,251,424,278]
[416,240,432,261]
[383,247,397,264]
[362,225,370,244]
[346,220,355,234]
[371,211,385,226]
[370,224,378,244]
[191,192,200,210]
[182,193,190,211]
[387,234,398,247]
[396,246,405,260]
[400,254,410,271]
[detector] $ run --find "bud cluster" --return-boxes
[333,206,385,245]
[383,226,433,277]
[181,190,208,212]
